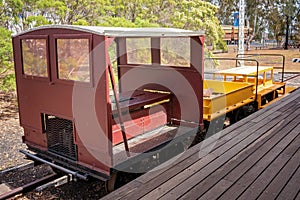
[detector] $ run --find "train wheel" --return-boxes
[266,92,274,103]
[207,115,225,136]
[233,108,245,123]
[105,172,118,193]
[105,171,141,192]
[261,96,267,106]
[275,90,279,98]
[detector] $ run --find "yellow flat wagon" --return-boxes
[214,65,286,108]
[203,80,254,121]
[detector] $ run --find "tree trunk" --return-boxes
[284,15,289,50]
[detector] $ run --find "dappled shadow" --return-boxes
[0,92,18,120]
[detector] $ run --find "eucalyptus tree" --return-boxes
[0,0,228,92]
[99,0,226,50]
[280,0,300,49]
[206,0,300,47]
[170,0,226,50]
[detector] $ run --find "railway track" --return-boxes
[284,74,300,91]
[0,163,61,199]
[0,162,137,199]
[0,163,107,199]
[0,174,58,200]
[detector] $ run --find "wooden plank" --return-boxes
[251,97,299,123]
[251,93,299,123]
[252,105,291,123]
[167,107,300,200]
[252,92,298,125]
[276,165,300,200]
[217,114,300,200]
[237,126,300,200]
[144,105,300,200]
[101,89,300,200]
[125,120,256,183]
[257,148,300,200]
[142,90,300,187]
[109,122,257,200]
[103,98,298,198]
[296,192,300,200]
[264,88,300,109]
[179,110,300,200]
[101,121,255,200]
[136,117,276,198]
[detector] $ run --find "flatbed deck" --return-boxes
[203,80,254,121]
[102,88,300,200]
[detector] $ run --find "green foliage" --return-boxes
[98,17,137,27]
[1,0,226,49]
[0,74,16,92]
[103,0,225,50]
[170,0,226,50]
[0,27,15,92]
[0,0,229,92]
[98,16,159,28]
[133,18,160,28]
[72,19,89,26]
[26,16,52,27]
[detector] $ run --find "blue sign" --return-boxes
[234,12,239,26]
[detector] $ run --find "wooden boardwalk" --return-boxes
[102,88,300,200]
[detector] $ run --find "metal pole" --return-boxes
[19,150,88,180]
[108,64,130,157]
[238,0,245,66]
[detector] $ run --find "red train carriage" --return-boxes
[12,25,205,183]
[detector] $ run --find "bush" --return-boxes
[0,73,16,92]
[0,27,15,92]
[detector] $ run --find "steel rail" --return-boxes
[0,174,58,200]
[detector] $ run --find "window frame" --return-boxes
[125,37,152,65]
[20,35,50,81]
[53,34,93,86]
[160,37,191,68]
[123,37,193,68]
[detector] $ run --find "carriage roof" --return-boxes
[13,25,205,37]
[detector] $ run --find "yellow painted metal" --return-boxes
[203,65,295,122]
[215,66,273,76]
[214,66,274,87]
[213,65,286,110]
[203,80,254,121]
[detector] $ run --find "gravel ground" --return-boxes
[0,92,29,171]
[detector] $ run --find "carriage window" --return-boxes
[126,38,151,64]
[56,38,90,82]
[22,39,48,77]
[161,38,190,67]
[108,39,117,66]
